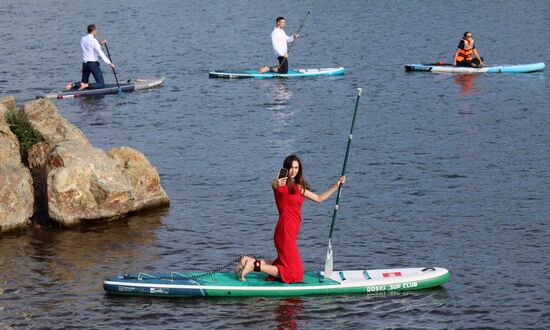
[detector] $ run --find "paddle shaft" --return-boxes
[103,43,121,90]
[324,88,362,277]
[327,88,362,238]
[278,11,310,71]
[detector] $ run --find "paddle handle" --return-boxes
[293,10,310,39]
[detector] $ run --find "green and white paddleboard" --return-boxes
[103,266,449,298]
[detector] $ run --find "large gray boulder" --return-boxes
[20,98,90,146]
[46,140,134,225]
[45,141,169,226]
[17,98,170,227]
[0,165,34,232]
[0,95,16,111]
[107,146,170,210]
[0,102,34,233]
[0,105,21,168]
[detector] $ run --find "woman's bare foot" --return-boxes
[78,82,89,90]
[234,262,244,279]
[259,66,270,73]
[64,82,74,91]
[240,259,255,282]
[235,256,254,279]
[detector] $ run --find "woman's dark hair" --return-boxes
[463,31,472,39]
[87,24,96,33]
[283,154,310,195]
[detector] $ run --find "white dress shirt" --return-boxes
[80,33,111,64]
[271,27,294,57]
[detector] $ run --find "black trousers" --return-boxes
[277,56,289,74]
[79,61,106,89]
[456,57,484,67]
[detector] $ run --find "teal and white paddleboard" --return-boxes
[103,266,449,298]
[208,67,345,79]
[405,62,545,73]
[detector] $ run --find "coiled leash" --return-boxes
[123,255,259,281]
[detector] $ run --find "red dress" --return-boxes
[272,184,305,283]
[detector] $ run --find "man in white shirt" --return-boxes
[65,24,115,90]
[260,17,298,74]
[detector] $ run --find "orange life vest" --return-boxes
[455,44,475,62]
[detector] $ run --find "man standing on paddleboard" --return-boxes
[65,24,115,91]
[259,17,299,74]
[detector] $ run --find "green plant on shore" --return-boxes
[4,109,42,164]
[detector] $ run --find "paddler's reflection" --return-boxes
[267,80,293,111]
[454,74,478,96]
[275,297,306,329]
[78,95,108,111]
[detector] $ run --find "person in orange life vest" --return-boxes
[236,154,345,283]
[453,32,484,67]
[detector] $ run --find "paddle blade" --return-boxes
[324,239,333,278]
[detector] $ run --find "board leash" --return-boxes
[124,254,260,281]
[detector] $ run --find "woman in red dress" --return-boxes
[238,154,345,283]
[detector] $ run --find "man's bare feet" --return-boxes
[78,82,89,91]
[64,82,74,91]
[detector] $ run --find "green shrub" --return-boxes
[4,110,42,164]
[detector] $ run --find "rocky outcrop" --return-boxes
[46,140,134,224]
[0,166,34,232]
[27,142,50,221]
[20,98,90,146]
[107,147,170,210]
[0,102,34,232]
[1,96,169,231]
[43,142,170,225]
[21,98,169,226]
[0,105,21,168]
[0,95,16,111]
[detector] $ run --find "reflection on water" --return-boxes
[265,80,298,152]
[454,74,478,114]
[267,80,293,111]
[0,211,165,316]
[1,0,549,328]
[78,96,109,112]
[454,74,478,96]
[275,297,306,329]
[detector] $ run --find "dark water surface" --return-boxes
[1,0,549,328]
